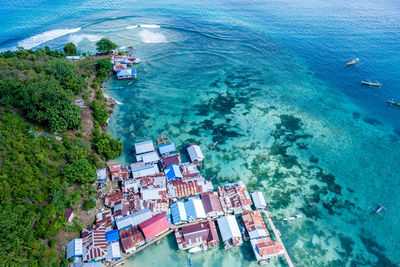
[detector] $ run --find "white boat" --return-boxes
[283,214,303,221]
[188,246,203,253]
[346,58,359,66]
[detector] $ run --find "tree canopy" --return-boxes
[92,129,123,159]
[19,79,82,132]
[95,38,117,54]
[96,58,112,72]
[63,42,77,56]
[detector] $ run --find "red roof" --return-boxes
[257,238,284,257]
[139,213,170,240]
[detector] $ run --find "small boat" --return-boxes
[346,58,359,66]
[109,87,124,90]
[283,214,303,221]
[146,59,151,65]
[361,81,382,87]
[188,257,192,267]
[188,246,202,253]
[387,99,400,107]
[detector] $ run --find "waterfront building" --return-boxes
[184,198,206,221]
[82,224,107,262]
[131,162,160,179]
[106,242,121,262]
[96,168,107,183]
[66,238,83,261]
[136,151,160,164]
[167,176,213,199]
[116,68,137,79]
[165,164,183,181]
[170,201,187,224]
[242,211,269,239]
[139,213,171,241]
[218,181,252,214]
[115,208,152,230]
[187,144,204,163]
[158,142,176,156]
[105,192,124,208]
[96,210,113,229]
[250,237,284,263]
[180,162,200,178]
[175,221,219,250]
[217,215,243,249]
[201,192,224,218]
[119,225,145,253]
[108,164,121,173]
[160,154,181,169]
[110,165,130,182]
[251,191,267,210]
[105,229,119,244]
[123,178,141,194]
[134,140,155,154]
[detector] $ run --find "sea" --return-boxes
[1,0,400,266]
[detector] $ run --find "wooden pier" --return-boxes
[261,210,294,267]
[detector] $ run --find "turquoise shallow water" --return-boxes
[2,1,400,266]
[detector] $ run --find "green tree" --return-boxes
[95,38,117,54]
[63,42,77,56]
[96,58,112,72]
[91,130,123,159]
[62,159,96,184]
[19,80,82,131]
[91,100,108,126]
[47,59,87,94]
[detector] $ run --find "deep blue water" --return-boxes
[2,1,400,266]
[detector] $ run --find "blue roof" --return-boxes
[105,229,119,244]
[165,164,182,181]
[158,142,176,155]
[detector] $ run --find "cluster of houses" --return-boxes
[66,136,284,266]
[111,47,139,80]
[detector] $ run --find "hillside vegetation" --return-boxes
[0,46,122,265]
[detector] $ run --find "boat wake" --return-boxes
[18,27,81,49]
[126,24,161,30]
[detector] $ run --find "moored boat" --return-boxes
[387,99,400,107]
[346,58,359,66]
[283,214,303,221]
[361,80,382,87]
[188,246,203,253]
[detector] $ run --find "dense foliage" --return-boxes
[63,42,77,56]
[19,80,82,131]
[96,58,112,72]
[92,128,123,160]
[0,46,122,265]
[95,38,117,54]
[91,100,109,126]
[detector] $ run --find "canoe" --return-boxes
[361,81,382,87]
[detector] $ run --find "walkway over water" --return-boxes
[261,210,294,267]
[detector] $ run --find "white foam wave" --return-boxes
[139,29,168,43]
[126,24,161,30]
[68,34,102,44]
[18,27,81,49]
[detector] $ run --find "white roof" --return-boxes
[185,198,206,220]
[217,215,241,241]
[116,208,152,230]
[136,151,160,163]
[141,187,165,200]
[106,242,121,261]
[66,238,83,259]
[124,179,140,193]
[131,163,159,178]
[187,145,204,162]
[251,191,266,209]
[134,140,154,154]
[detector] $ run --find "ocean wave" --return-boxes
[68,33,102,44]
[139,29,168,43]
[126,24,161,30]
[18,27,81,49]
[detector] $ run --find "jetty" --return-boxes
[261,210,295,267]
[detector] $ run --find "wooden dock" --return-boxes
[261,210,294,267]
